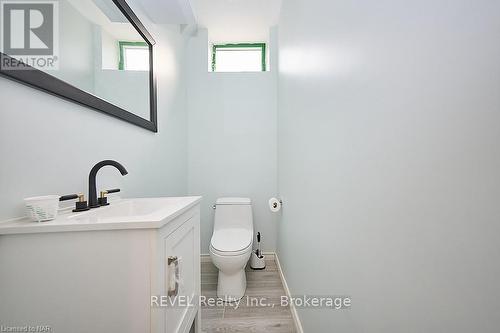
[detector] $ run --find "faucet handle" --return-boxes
[74,194,90,212]
[98,191,110,206]
[59,194,78,201]
[59,193,88,212]
[97,188,120,206]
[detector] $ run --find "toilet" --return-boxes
[209,197,253,301]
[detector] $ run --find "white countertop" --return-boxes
[0,196,202,235]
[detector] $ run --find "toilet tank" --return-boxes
[214,198,253,231]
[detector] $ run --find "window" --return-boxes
[211,43,266,72]
[119,41,149,71]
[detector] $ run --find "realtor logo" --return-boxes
[1,0,59,70]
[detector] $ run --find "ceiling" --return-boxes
[190,0,282,42]
[132,0,282,41]
[66,0,142,40]
[137,0,196,24]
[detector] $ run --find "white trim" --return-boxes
[274,252,304,333]
[261,251,274,255]
[201,252,275,264]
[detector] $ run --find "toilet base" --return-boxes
[217,269,247,302]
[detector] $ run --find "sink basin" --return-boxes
[68,197,195,223]
[0,196,202,235]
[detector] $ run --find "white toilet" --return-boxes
[209,197,253,301]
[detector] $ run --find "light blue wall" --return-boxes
[0,3,188,219]
[187,28,278,253]
[277,0,500,332]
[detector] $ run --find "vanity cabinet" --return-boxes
[0,197,201,333]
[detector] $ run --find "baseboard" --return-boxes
[274,252,304,333]
[201,252,276,264]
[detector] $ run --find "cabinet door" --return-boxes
[164,215,200,333]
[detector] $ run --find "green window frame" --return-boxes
[211,43,267,72]
[118,41,148,70]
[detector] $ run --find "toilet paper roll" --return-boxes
[269,197,282,212]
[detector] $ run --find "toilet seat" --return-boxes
[210,228,253,256]
[210,242,252,257]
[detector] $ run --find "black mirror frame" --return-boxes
[0,0,158,132]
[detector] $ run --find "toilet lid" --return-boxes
[211,228,253,252]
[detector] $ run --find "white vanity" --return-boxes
[0,197,202,333]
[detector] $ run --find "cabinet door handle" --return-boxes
[167,256,179,297]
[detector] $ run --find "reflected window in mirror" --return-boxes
[119,41,149,71]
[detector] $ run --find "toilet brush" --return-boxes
[250,232,266,270]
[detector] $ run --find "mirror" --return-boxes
[0,0,157,132]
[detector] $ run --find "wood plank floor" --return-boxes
[201,255,295,333]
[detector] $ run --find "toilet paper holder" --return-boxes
[268,197,283,212]
[271,199,283,209]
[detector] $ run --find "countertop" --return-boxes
[0,196,202,235]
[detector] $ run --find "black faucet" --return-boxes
[88,160,128,208]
